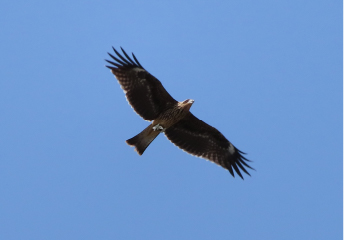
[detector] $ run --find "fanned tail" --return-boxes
[126,124,160,155]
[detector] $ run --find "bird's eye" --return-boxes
[183,99,189,104]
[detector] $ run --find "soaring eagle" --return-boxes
[106,47,253,179]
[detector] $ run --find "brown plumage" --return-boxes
[106,47,253,179]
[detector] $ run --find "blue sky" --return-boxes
[0,0,342,239]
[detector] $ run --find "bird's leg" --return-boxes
[152,123,166,132]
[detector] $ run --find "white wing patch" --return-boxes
[133,67,146,72]
[228,143,235,155]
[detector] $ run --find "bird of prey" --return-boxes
[106,47,253,179]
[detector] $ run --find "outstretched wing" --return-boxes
[164,113,253,179]
[106,47,177,121]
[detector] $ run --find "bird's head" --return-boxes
[180,99,195,111]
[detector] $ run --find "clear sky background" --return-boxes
[0,0,342,239]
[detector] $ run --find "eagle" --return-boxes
[106,47,253,179]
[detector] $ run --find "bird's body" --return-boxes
[106,47,253,179]
[127,99,194,155]
[152,99,194,129]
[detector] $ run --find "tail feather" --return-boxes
[126,124,160,155]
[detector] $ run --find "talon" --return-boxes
[153,124,165,132]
